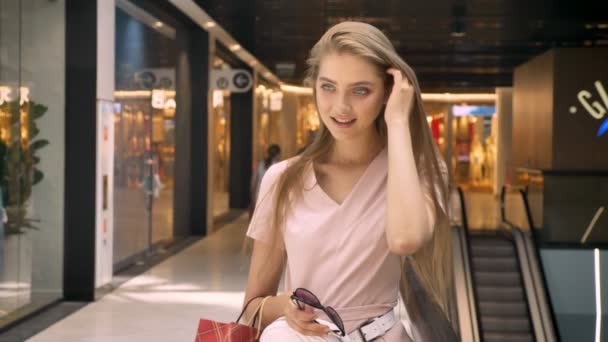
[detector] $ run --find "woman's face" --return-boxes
[315,52,387,142]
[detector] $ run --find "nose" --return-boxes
[334,92,352,114]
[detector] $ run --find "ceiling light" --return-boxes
[204,21,216,28]
[154,21,164,28]
[230,44,241,52]
[450,21,466,38]
[598,24,608,29]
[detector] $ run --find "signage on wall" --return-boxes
[210,69,253,93]
[134,68,175,90]
[0,86,31,105]
[569,80,608,137]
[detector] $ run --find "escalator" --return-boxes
[451,187,557,342]
[470,232,533,342]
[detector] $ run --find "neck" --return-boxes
[328,129,384,165]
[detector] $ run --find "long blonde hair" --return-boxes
[257,21,451,314]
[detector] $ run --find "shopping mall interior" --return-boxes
[0,0,607,341]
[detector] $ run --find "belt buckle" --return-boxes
[355,319,375,342]
[356,328,368,342]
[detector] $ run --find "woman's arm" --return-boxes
[243,240,290,329]
[384,69,436,256]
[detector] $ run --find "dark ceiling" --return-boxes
[195,0,608,92]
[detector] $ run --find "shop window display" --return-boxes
[452,105,496,189]
[212,57,231,218]
[0,0,65,324]
[296,96,320,152]
[113,7,177,266]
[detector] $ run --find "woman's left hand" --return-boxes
[384,68,415,126]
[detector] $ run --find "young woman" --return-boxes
[243,21,450,341]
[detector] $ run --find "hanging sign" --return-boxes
[210,69,253,93]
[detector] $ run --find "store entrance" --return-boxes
[113,4,177,269]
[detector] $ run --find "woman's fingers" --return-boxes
[387,68,413,90]
[287,316,330,336]
[387,68,402,91]
[284,301,330,336]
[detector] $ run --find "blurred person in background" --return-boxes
[249,144,282,219]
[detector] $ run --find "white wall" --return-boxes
[95,0,116,287]
[495,87,513,195]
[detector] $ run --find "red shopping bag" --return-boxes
[195,296,269,342]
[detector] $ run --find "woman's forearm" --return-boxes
[386,121,433,256]
[244,293,291,330]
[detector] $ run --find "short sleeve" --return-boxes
[246,160,288,248]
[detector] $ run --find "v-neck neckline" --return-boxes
[310,147,386,208]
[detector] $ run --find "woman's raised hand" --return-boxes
[385,68,415,126]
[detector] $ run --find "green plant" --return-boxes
[0,100,49,235]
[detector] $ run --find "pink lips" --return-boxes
[331,117,356,128]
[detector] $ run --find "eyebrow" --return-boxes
[318,77,374,87]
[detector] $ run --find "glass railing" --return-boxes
[510,169,608,342]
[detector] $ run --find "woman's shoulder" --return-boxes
[263,156,300,182]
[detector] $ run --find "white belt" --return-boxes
[341,310,397,342]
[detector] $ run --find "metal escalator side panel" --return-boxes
[452,226,481,342]
[522,230,558,342]
[513,228,558,342]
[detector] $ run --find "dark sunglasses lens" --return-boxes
[294,288,322,308]
[325,307,345,335]
[291,297,305,310]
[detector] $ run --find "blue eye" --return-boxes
[353,88,369,95]
[320,84,335,92]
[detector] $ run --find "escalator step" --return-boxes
[484,332,534,342]
[481,316,531,333]
[478,286,525,302]
[475,271,522,287]
[472,257,518,272]
[471,244,515,258]
[480,302,529,316]
[470,236,513,248]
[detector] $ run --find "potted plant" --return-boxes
[0,100,49,235]
[0,98,48,291]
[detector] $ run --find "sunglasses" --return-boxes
[290,288,346,337]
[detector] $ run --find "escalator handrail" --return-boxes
[499,185,558,342]
[518,188,559,342]
[512,227,556,342]
[456,187,482,342]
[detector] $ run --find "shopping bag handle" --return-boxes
[236,296,264,324]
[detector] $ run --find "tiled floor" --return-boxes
[28,215,253,342]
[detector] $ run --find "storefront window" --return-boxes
[423,101,497,190]
[296,95,319,151]
[0,0,65,323]
[113,6,176,267]
[451,105,496,189]
[212,57,232,218]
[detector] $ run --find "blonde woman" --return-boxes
[243,21,450,341]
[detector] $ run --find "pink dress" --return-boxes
[247,148,412,341]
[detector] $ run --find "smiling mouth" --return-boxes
[331,117,356,125]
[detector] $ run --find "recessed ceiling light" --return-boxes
[230,44,241,52]
[204,21,216,28]
[154,21,164,28]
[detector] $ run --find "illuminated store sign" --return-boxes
[0,86,31,105]
[570,80,608,137]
